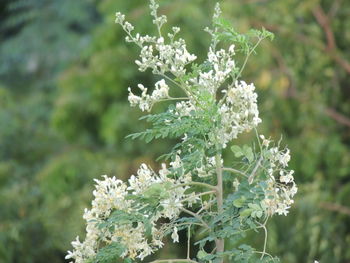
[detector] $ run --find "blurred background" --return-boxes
[0,0,349,262]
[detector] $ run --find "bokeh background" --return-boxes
[0,0,349,262]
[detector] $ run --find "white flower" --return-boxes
[171,227,179,243]
[279,170,294,184]
[259,135,271,147]
[127,79,170,111]
[170,155,182,169]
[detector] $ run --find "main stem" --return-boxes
[215,153,224,262]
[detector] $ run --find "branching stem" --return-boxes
[222,167,248,177]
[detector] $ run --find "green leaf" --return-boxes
[231,145,243,157]
[240,208,253,217]
[197,250,209,260]
[242,145,254,163]
[93,242,127,263]
[233,196,246,208]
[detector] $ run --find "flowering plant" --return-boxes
[66,1,297,262]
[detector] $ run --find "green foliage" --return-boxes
[0,0,349,262]
[231,145,254,163]
[93,242,130,263]
[213,17,274,55]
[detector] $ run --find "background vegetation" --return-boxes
[0,0,349,262]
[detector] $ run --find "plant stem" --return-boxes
[222,167,248,177]
[181,191,216,203]
[248,155,263,184]
[215,153,224,262]
[218,37,263,106]
[180,208,210,231]
[172,182,217,191]
[187,225,191,259]
[258,217,269,260]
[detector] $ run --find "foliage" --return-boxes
[0,0,350,262]
[65,1,297,263]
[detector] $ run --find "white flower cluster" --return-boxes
[195,156,221,178]
[128,79,169,111]
[190,46,236,94]
[173,101,196,117]
[135,36,197,76]
[218,81,261,147]
[115,5,196,78]
[116,1,260,150]
[260,137,298,216]
[66,159,197,262]
[65,176,130,263]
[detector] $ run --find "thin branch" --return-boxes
[237,38,263,79]
[160,97,190,102]
[325,108,350,128]
[196,199,215,215]
[158,73,191,96]
[248,155,263,184]
[312,4,350,74]
[214,153,224,261]
[222,167,248,177]
[172,182,217,191]
[331,53,350,74]
[180,208,210,231]
[187,225,191,259]
[312,5,336,51]
[181,191,216,203]
[320,202,350,216]
[254,127,262,152]
[257,217,269,260]
[219,38,263,106]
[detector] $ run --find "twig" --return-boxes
[258,217,269,259]
[214,153,224,262]
[325,108,350,128]
[222,167,248,177]
[248,156,263,184]
[187,225,191,259]
[312,4,350,74]
[196,199,215,215]
[181,191,216,203]
[320,202,350,216]
[180,208,210,231]
[312,5,336,51]
[172,182,217,191]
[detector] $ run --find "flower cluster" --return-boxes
[115,5,196,78]
[128,79,169,111]
[66,160,198,262]
[67,1,297,262]
[218,81,261,147]
[190,45,236,94]
[259,136,298,216]
[65,176,129,263]
[117,1,261,149]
